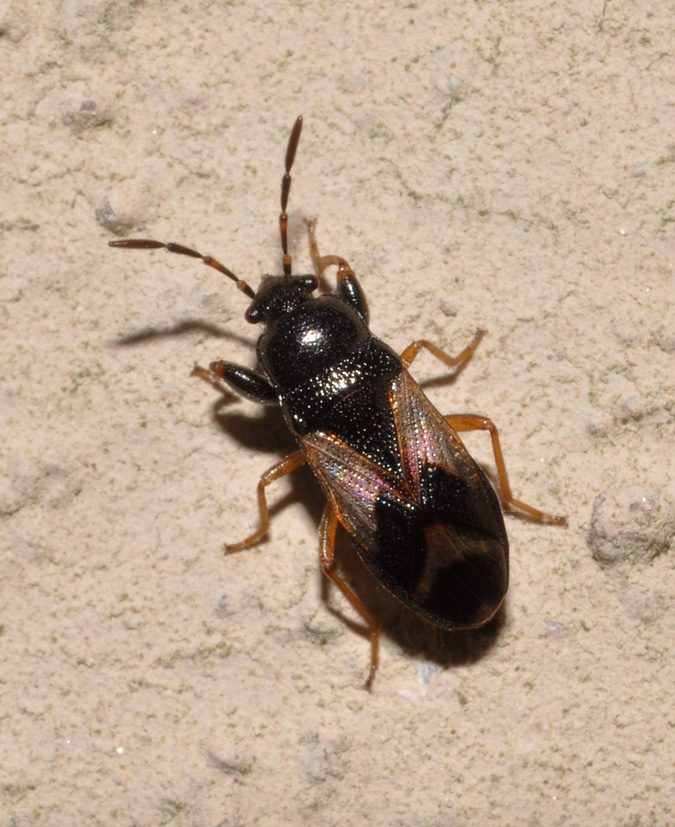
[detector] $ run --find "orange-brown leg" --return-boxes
[191,361,229,392]
[319,504,380,690]
[400,330,485,371]
[447,414,567,526]
[306,218,356,287]
[226,450,307,552]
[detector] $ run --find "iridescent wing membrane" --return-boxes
[301,369,509,629]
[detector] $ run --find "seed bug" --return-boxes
[111,116,566,689]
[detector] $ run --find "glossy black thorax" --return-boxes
[253,283,405,478]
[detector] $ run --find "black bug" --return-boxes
[111,116,566,688]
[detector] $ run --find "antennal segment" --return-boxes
[279,115,303,277]
[109,239,256,299]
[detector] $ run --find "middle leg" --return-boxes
[400,330,485,371]
[226,450,307,552]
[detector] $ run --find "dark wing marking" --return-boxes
[389,370,506,540]
[301,369,509,628]
[301,428,415,549]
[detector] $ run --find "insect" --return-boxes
[111,116,566,689]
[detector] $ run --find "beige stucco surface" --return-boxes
[1,2,673,825]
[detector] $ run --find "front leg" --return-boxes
[192,360,278,405]
[193,361,306,550]
[305,219,368,323]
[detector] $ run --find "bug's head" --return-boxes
[243,115,318,326]
[245,274,318,324]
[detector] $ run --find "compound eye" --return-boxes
[299,274,319,292]
[245,304,262,324]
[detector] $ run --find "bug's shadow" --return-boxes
[323,532,505,673]
[116,318,254,349]
[211,402,298,456]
